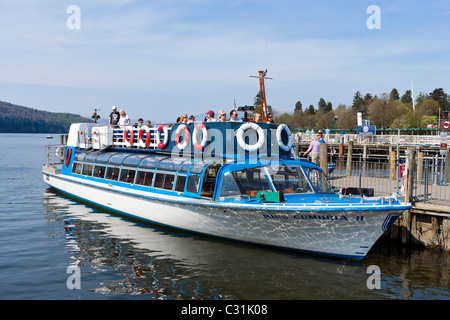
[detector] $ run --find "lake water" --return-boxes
[1,133,450,301]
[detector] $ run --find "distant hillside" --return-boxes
[0,101,92,133]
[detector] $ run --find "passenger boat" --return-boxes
[42,120,411,260]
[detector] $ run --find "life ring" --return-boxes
[137,125,151,148]
[444,121,450,129]
[276,124,293,152]
[175,124,190,150]
[64,147,72,167]
[400,139,406,145]
[192,123,208,150]
[54,146,65,162]
[123,126,135,147]
[156,125,169,149]
[236,122,265,151]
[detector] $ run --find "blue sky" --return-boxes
[0,0,449,123]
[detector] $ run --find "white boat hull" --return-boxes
[43,170,405,259]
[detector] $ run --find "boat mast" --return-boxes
[250,70,272,122]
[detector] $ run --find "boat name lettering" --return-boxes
[262,214,359,221]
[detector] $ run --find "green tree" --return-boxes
[401,90,412,104]
[294,101,302,113]
[429,88,448,111]
[390,88,400,101]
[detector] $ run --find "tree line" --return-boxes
[0,100,92,133]
[271,88,449,131]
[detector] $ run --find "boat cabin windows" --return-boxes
[154,173,175,190]
[93,165,106,178]
[136,170,154,187]
[69,151,226,198]
[219,167,272,198]
[72,162,82,175]
[105,167,120,181]
[119,168,136,184]
[186,175,201,193]
[302,167,334,194]
[268,165,313,194]
[175,175,187,192]
[82,163,94,176]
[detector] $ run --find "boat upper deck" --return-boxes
[68,121,294,161]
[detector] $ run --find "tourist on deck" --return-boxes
[254,113,262,122]
[229,110,242,122]
[118,109,130,129]
[146,120,152,127]
[206,110,217,122]
[109,106,120,126]
[137,118,144,128]
[218,110,227,122]
[303,136,320,165]
[188,115,195,124]
[180,114,188,123]
[267,113,274,123]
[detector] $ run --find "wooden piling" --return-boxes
[346,140,353,177]
[320,143,328,176]
[390,151,396,180]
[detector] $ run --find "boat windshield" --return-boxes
[219,167,273,198]
[266,164,334,194]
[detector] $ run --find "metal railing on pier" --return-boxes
[328,154,450,204]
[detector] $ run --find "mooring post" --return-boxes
[320,143,328,176]
[405,147,416,204]
[401,148,416,245]
[446,151,450,184]
[417,151,423,184]
[346,140,353,177]
[390,150,396,180]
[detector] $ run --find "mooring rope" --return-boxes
[402,211,450,245]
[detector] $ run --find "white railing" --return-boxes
[298,133,442,146]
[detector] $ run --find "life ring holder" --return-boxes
[156,125,169,149]
[192,123,208,150]
[175,124,190,150]
[276,124,293,152]
[137,125,151,148]
[236,122,265,152]
[123,126,135,147]
[64,147,72,167]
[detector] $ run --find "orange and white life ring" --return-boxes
[123,126,135,147]
[192,123,208,150]
[236,122,265,152]
[137,125,151,148]
[175,124,190,150]
[156,125,169,149]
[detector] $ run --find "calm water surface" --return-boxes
[1,133,449,300]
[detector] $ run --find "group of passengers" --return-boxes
[176,109,274,124]
[109,106,151,129]
[109,105,275,130]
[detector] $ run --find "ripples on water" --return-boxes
[1,134,449,300]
